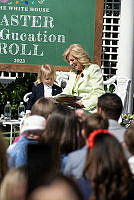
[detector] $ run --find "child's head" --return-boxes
[35,64,56,86]
[97,93,123,121]
[82,113,109,139]
[84,130,131,200]
[0,167,27,200]
[20,115,46,140]
[124,127,134,155]
[28,174,83,200]
[31,97,57,120]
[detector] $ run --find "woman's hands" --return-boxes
[69,102,84,108]
[75,109,88,122]
[75,102,84,108]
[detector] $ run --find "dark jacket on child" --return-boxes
[26,82,62,110]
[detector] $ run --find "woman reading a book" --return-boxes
[62,44,104,113]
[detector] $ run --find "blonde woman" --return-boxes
[26,64,62,112]
[63,44,104,112]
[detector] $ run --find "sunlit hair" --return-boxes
[0,167,27,200]
[28,173,83,200]
[84,132,132,200]
[34,64,56,86]
[31,97,57,119]
[63,44,92,66]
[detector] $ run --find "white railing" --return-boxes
[101,0,121,79]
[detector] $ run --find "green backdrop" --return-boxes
[0,0,96,66]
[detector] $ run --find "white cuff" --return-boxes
[26,110,31,114]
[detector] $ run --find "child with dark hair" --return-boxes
[97,93,125,143]
[97,93,123,121]
[42,111,67,172]
[39,103,84,172]
[60,109,85,170]
[63,113,109,178]
[78,129,134,200]
[124,127,134,174]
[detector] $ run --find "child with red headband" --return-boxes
[77,129,134,200]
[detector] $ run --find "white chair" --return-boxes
[56,71,70,89]
[23,92,32,103]
[104,75,132,114]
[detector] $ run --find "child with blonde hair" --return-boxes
[26,64,62,112]
[28,174,83,200]
[0,167,27,200]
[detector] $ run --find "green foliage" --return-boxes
[104,84,116,93]
[104,76,117,93]
[0,73,36,119]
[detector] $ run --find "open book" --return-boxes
[53,94,82,103]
